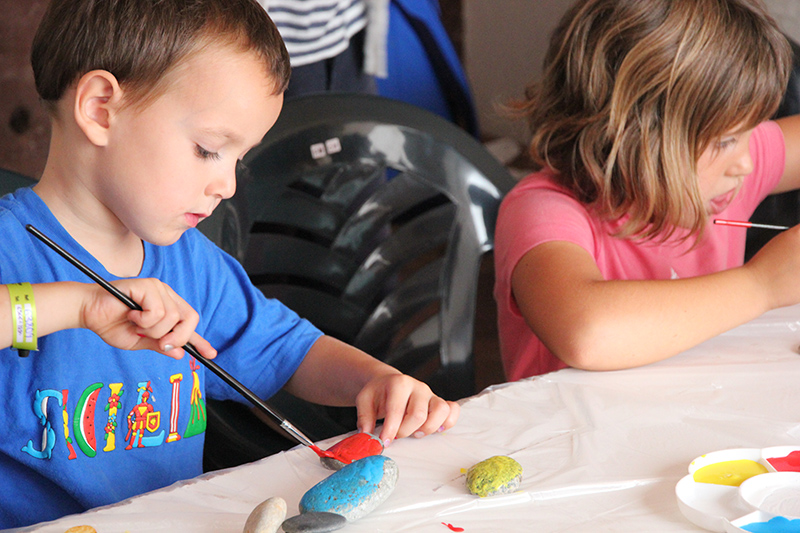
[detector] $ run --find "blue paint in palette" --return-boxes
[741,516,800,532]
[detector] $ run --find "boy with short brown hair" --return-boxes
[0,0,458,526]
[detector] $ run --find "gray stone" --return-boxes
[300,455,399,521]
[280,512,347,533]
[242,496,287,533]
[319,456,347,471]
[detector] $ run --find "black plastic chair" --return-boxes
[0,167,36,194]
[745,37,800,260]
[203,93,515,470]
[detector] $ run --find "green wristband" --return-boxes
[8,283,37,351]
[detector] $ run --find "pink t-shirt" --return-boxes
[494,121,786,380]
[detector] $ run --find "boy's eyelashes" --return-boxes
[194,144,222,161]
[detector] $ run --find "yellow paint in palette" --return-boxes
[693,459,768,486]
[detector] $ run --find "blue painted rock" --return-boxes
[320,432,384,470]
[281,512,347,533]
[466,455,523,497]
[300,455,399,520]
[243,496,287,533]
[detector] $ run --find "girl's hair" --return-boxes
[515,0,792,240]
[31,0,291,113]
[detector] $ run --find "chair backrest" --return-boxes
[241,93,515,400]
[196,162,251,263]
[746,36,800,260]
[0,167,36,195]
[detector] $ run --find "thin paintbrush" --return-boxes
[713,219,790,231]
[25,224,336,459]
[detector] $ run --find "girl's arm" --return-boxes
[511,235,800,371]
[0,280,216,359]
[771,114,800,193]
[283,335,459,444]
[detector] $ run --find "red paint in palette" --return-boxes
[766,450,800,472]
[442,523,465,532]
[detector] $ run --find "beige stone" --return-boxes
[243,496,287,533]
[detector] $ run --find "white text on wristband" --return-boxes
[7,283,37,351]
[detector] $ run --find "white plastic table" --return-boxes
[14,304,800,532]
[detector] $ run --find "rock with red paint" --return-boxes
[300,455,398,520]
[319,432,384,470]
[466,455,523,497]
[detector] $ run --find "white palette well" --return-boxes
[676,447,800,532]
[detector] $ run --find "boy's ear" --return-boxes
[73,70,125,147]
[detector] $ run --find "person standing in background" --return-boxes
[259,0,388,97]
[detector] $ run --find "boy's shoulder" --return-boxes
[0,187,35,233]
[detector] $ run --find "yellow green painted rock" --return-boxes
[466,455,523,497]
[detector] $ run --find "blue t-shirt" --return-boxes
[0,188,323,527]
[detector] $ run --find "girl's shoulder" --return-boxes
[503,168,588,217]
[497,168,598,250]
[511,168,566,191]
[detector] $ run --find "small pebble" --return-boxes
[320,432,384,470]
[300,455,399,520]
[281,512,347,533]
[243,496,287,533]
[466,455,523,497]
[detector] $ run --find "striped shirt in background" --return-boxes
[260,0,369,67]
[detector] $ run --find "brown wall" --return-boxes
[463,0,800,145]
[0,1,49,179]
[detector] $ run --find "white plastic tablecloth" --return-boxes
[12,304,800,532]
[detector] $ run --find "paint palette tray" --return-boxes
[676,446,800,532]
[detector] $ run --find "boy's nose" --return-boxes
[208,168,237,200]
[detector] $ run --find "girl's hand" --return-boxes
[80,278,216,360]
[355,373,460,446]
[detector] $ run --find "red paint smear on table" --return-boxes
[442,522,465,532]
[323,432,384,465]
[767,450,800,472]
